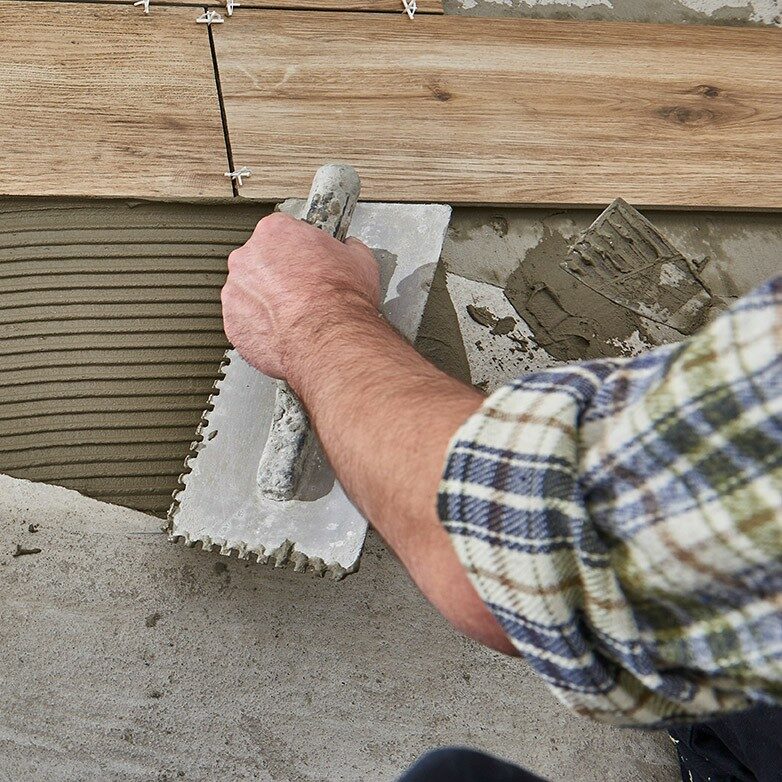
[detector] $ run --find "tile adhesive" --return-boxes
[0,196,776,516]
[0,198,459,516]
[0,198,267,515]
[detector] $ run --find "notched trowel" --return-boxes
[168,164,451,578]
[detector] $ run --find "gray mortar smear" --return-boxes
[445,0,781,26]
[375,247,400,302]
[416,262,472,385]
[563,198,713,335]
[504,229,661,361]
[466,304,517,336]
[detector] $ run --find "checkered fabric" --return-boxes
[439,277,782,726]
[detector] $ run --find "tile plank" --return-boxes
[57,0,443,12]
[0,2,230,199]
[215,12,782,209]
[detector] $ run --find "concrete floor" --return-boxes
[0,475,680,782]
[1,1,780,781]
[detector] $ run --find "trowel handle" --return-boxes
[256,164,361,504]
[302,163,361,242]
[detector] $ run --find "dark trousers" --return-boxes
[398,748,546,782]
[669,704,782,782]
[398,706,782,782]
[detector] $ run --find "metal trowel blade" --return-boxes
[167,203,451,578]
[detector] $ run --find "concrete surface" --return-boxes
[445,0,781,26]
[419,206,782,392]
[0,475,680,782]
[443,208,782,297]
[1,199,776,519]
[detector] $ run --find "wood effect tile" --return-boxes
[0,2,231,199]
[215,11,782,209]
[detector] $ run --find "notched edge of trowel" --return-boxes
[169,531,356,581]
[166,350,356,581]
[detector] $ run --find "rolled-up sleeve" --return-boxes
[438,277,782,727]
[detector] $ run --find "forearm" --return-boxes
[222,213,514,653]
[287,294,516,654]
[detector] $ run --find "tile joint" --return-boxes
[205,12,239,197]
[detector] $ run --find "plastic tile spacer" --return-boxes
[224,167,252,187]
[196,9,225,24]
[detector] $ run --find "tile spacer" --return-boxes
[196,9,225,24]
[225,167,252,187]
[402,0,416,19]
[225,0,240,16]
[133,0,150,14]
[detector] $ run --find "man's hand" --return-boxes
[220,212,516,656]
[221,211,380,380]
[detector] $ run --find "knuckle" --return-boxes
[227,249,242,272]
[221,277,239,301]
[220,292,232,318]
[267,211,290,225]
[258,211,290,235]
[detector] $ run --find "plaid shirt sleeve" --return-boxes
[438,276,782,727]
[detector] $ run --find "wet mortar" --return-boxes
[0,197,778,515]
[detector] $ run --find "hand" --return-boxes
[221,212,380,380]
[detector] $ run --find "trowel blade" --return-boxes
[168,203,451,578]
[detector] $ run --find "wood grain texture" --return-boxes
[60,0,443,12]
[0,2,230,199]
[215,12,782,209]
